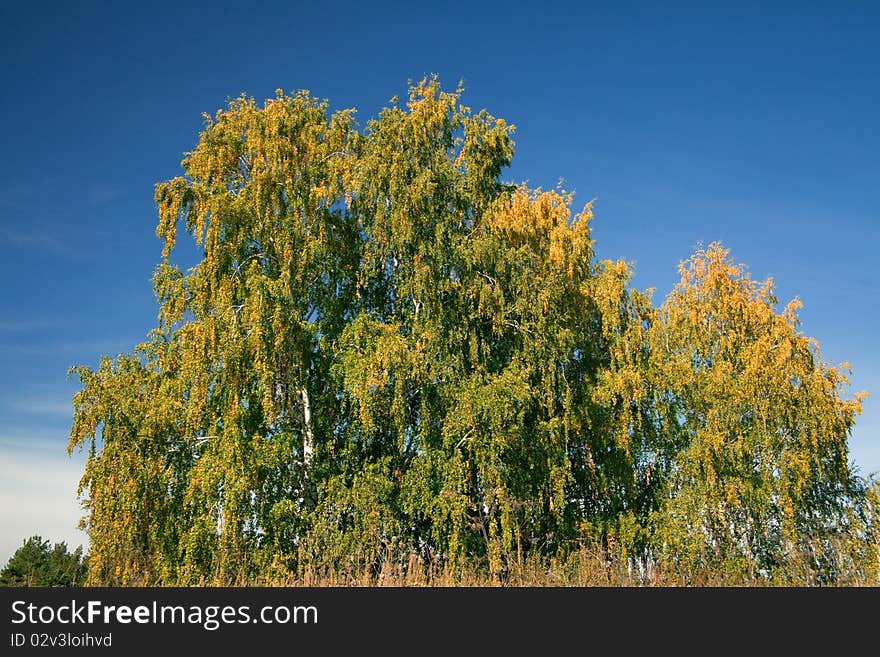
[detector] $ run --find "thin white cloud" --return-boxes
[87,184,123,206]
[9,397,74,417]
[848,420,880,479]
[0,226,82,257]
[0,319,69,333]
[0,440,88,565]
[0,337,134,358]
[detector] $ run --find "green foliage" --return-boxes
[1,536,87,587]
[643,245,879,583]
[69,79,879,585]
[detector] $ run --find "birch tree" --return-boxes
[68,82,877,585]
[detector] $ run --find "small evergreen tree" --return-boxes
[0,536,87,586]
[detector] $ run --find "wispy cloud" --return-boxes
[0,179,92,258]
[9,397,74,417]
[0,318,69,332]
[0,197,23,209]
[0,432,74,453]
[0,226,86,258]
[0,336,134,358]
[87,183,123,206]
[0,227,62,249]
[0,439,88,563]
[0,182,37,210]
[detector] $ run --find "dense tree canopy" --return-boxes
[1,536,87,586]
[68,79,879,585]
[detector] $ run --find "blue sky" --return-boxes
[1,0,878,563]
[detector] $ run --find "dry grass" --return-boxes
[239,548,770,587]
[84,544,878,587]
